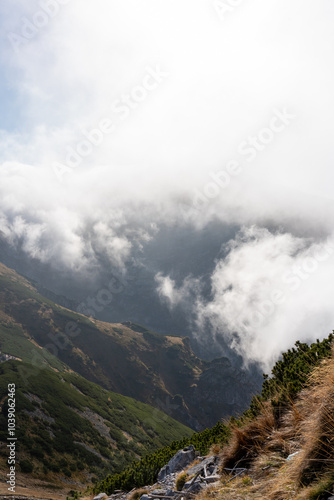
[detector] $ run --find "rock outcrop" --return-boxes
[157,446,196,481]
[93,447,221,500]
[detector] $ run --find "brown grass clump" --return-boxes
[267,352,334,498]
[263,403,301,458]
[287,356,334,488]
[220,402,277,470]
[129,488,148,500]
[214,347,334,499]
[210,443,223,455]
[185,457,201,471]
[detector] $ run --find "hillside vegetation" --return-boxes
[0,262,258,429]
[94,333,334,499]
[4,260,334,497]
[200,333,334,499]
[94,422,230,495]
[246,334,334,418]
[0,360,192,490]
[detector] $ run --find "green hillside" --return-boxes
[0,360,192,489]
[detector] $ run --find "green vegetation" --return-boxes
[0,262,255,430]
[217,332,334,499]
[5,261,334,496]
[246,333,334,417]
[175,472,188,491]
[95,332,334,496]
[94,421,229,495]
[307,476,334,500]
[19,459,34,473]
[0,361,192,483]
[0,321,66,371]
[0,265,197,420]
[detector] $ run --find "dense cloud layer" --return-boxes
[1,0,334,367]
[156,227,334,370]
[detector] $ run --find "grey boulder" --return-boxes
[186,455,217,476]
[158,446,196,481]
[184,482,205,494]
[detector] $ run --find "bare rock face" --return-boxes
[187,357,260,428]
[186,455,217,476]
[131,449,222,500]
[98,448,223,500]
[157,446,196,481]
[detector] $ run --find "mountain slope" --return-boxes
[0,223,237,362]
[93,333,334,500]
[0,360,192,490]
[0,262,259,429]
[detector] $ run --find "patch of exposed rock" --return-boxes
[93,445,221,500]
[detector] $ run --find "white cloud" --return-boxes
[155,273,201,309]
[0,0,334,364]
[157,227,334,370]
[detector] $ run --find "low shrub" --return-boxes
[20,459,34,473]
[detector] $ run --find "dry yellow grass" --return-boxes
[219,402,277,470]
[282,356,334,494]
[196,348,334,500]
[129,487,149,500]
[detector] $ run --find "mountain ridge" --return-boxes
[0,261,259,430]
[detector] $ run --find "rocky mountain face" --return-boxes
[0,262,260,430]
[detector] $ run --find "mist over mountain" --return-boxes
[0,261,261,430]
[2,3,334,499]
[1,0,334,372]
[0,221,240,362]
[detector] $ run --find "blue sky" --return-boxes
[0,68,22,131]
